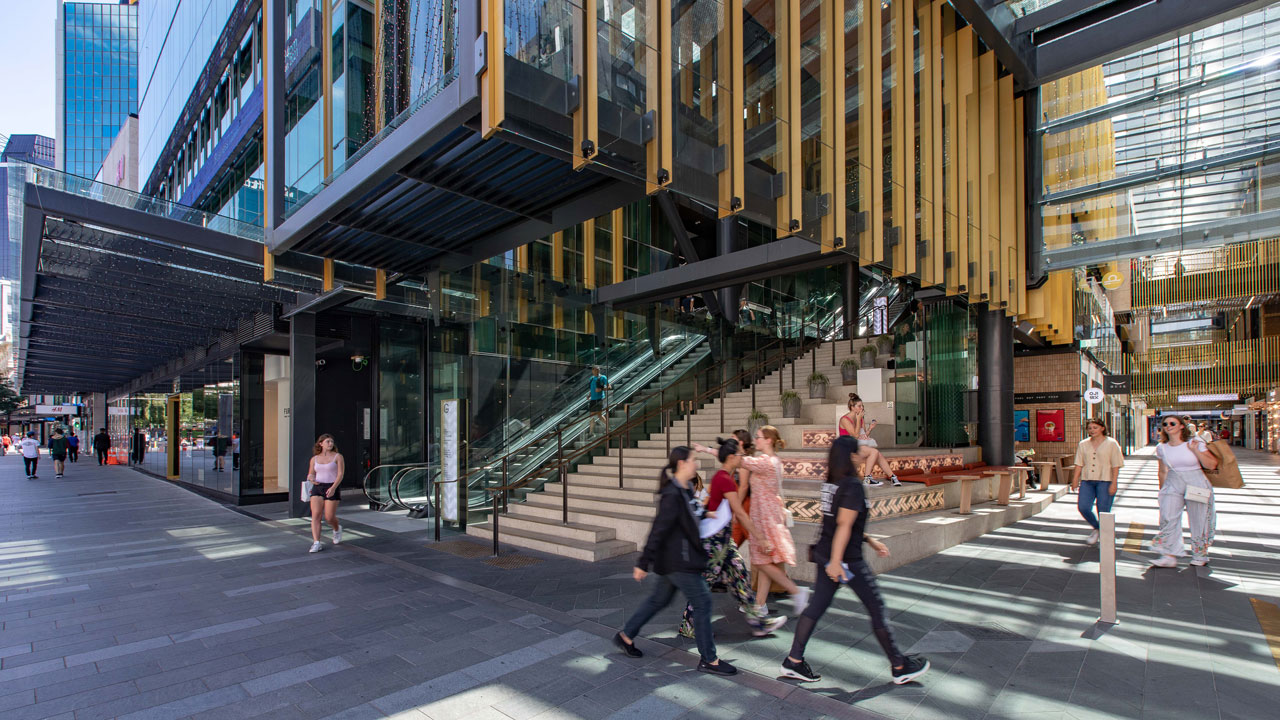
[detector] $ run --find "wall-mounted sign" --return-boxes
[1015,391,1081,405]
[1036,409,1066,442]
[441,399,459,523]
[35,404,80,415]
[107,407,132,416]
[1084,387,1105,404]
[1103,375,1132,395]
[1100,271,1124,290]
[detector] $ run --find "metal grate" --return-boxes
[428,540,492,559]
[483,555,544,570]
[937,622,1027,641]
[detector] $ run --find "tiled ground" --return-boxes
[2,446,1278,719]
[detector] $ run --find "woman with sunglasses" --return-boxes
[1150,415,1218,568]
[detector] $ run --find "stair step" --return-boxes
[499,512,619,543]
[464,523,634,562]
[543,482,655,503]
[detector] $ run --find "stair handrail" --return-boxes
[480,328,836,551]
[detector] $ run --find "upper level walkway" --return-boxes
[0,445,1277,719]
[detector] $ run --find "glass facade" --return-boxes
[62,1,138,179]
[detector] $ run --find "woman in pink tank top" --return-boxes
[306,434,345,553]
[838,394,900,487]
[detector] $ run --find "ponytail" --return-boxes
[658,446,693,490]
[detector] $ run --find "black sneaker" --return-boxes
[892,655,930,684]
[779,657,820,682]
[613,632,643,658]
[865,476,884,487]
[698,659,737,676]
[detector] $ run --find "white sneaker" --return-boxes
[309,541,324,553]
[791,587,811,616]
[890,476,902,487]
[1086,530,1099,545]
[1190,557,1209,567]
[1150,555,1177,568]
[332,526,343,545]
[865,476,884,487]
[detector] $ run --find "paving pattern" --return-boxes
[1,446,1278,719]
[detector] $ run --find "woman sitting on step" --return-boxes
[839,394,900,487]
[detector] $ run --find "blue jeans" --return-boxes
[623,571,716,662]
[1077,480,1114,530]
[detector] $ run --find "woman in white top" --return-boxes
[307,434,345,553]
[1150,415,1218,568]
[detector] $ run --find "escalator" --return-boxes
[361,325,712,516]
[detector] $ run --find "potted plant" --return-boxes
[841,356,860,383]
[859,343,878,368]
[747,409,770,436]
[807,371,829,400]
[875,334,894,355]
[780,390,802,418]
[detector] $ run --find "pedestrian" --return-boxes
[779,435,931,685]
[48,428,70,479]
[587,366,611,435]
[613,446,737,676]
[307,433,344,553]
[678,436,787,640]
[1070,418,1124,545]
[695,425,811,617]
[1,433,9,456]
[839,394,900,486]
[93,427,111,465]
[67,431,79,462]
[212,431,227,471]
[19,432,40,479]
[1150,415,1218,568]
[231,432,240,471]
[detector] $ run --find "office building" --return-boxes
[56,0,139,179]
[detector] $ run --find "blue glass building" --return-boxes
[56,1,138,179]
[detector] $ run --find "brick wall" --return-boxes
[1014,352,1083,460]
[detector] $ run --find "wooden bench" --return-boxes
[952,475,983,514]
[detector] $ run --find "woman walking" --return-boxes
[1150,415,1218,568]
[307,434,344,553]
[695,426,810,617]
[614,447,737,676]
[1070,419,1124,545]
[839,394,900,487]
[678,437,787,639]
[48,429,69,479]
[779,435,930,684]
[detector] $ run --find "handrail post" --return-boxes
[502,456,509,514]
[434,477,442,542]
[685,400,692,446]
[558,427,567,526]
[460,463,468,531]
[665,409,671,454]
[619,404,629,489]
[491,488,500,557]
[811,318,817,375]
[751,351,758,410]
[719,365,726,434]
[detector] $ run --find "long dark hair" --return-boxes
[658,446,693,490]
[828,435,860,483]
[715,436,740,463]
[733,428,753,454]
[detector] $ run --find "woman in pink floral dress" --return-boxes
[695,425,810,616]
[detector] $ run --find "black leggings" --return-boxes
[789,560,903,666]
[97,448,108,465]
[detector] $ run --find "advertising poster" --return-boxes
[1014,410,1030,442]
[1037,409,1065,442]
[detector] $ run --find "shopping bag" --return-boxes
[1203,440,1243,489]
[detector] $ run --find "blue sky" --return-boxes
[0,1,58,139]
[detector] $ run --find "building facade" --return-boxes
[55,0,139,179]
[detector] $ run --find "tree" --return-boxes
[0,380,23,415]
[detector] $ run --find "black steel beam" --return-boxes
[596,237,829,308]
[1015,0,1115,35]
[655,191,723,319]
[1035,0,1273,84]
[949,0,1038,89]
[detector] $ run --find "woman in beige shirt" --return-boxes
[1070,418,1124,545]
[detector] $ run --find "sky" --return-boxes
[0,0,59,140]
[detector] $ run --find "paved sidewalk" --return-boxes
[1,447,1278,719]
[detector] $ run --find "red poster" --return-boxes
[1037,409,1065,442]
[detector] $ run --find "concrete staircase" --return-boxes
[467,336,949,561]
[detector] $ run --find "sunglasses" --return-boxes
[1162,421,1180,427]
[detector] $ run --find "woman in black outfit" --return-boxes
[779,435,930,685]
[614,446,737,676]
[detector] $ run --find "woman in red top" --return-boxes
[678,437,787,639]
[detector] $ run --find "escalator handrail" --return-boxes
[485,333,823,495]
[362,461,435,508]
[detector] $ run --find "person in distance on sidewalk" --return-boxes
[614,446,737,676]
[1071,418,1124,545]
[93,428,111,465]
[19,432,40,479]
[306,434,344,553]
[779,436,929,686]
[48,428,70,479]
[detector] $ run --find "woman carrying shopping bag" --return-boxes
[1150,415,1218,568]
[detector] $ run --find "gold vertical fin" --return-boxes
[481,0,505,138]
[323,258,335,292]
[574,0,598,169]
[375,269,387,300]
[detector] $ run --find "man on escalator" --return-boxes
[588,366,612,437]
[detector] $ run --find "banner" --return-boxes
[441,399,459,522]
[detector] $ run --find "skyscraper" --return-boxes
[56,1,138,179]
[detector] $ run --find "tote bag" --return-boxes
[1203,440,1244,489]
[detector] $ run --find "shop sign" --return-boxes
[1015,391,1080,404]
[1084,387,1105,404]
[441,399,459,523]
[1103,375,1132,395]
[1100,271,1124,290]
[35,404,80,415]
[108,407,131,416]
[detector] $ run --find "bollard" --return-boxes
[1099,511,1118,625]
